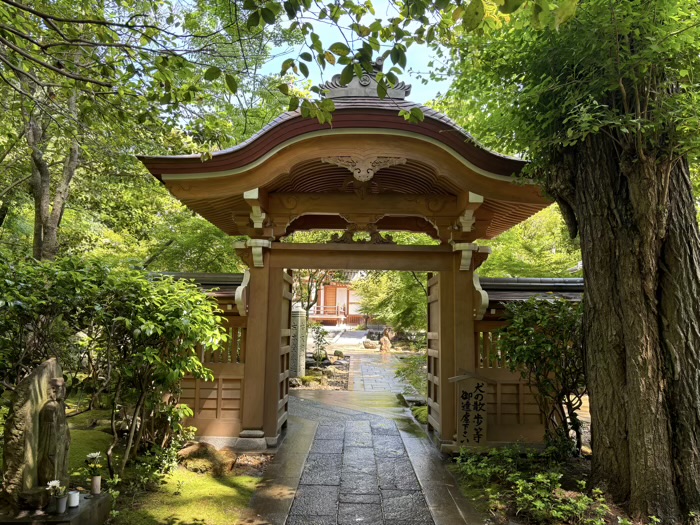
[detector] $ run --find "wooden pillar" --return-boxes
[438,268,456,442]
[263,268,285,439]
[453,252,475,375]
[241,251,271,433]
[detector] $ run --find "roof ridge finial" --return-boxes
[320,58,412,100]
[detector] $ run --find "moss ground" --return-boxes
[411,405,429,425]
[69,429,112,475]
[112,468,259,525]
[65,417,258,525]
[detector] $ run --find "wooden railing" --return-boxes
[312,305,346,316]
[180,304,246,438]
[201,313,247,364]
[469,320,544,443]
[474,320,508,369]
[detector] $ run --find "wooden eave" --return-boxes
[138,98,550,242]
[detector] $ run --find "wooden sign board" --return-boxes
[457,378,488,447]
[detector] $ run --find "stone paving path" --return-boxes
[244,335,482,525]
[348,352,411,393]
[286,417,433,524]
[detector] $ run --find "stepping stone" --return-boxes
[340,472,380,495]
[311,439,344,454]
[345,432,373,448]
[289,485,339,516]
[338,502,383,525]
[373,435,407,457]
[377,457,421,490]
[300,453,342,485]
[381,489,433,522]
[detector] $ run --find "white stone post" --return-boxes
[290,308,307,378]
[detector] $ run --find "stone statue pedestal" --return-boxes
[0,493,111,525]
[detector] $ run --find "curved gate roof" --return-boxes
[138,62,549,243]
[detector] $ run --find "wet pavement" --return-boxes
[242,334,484,525]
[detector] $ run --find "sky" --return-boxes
[259,3,453,104]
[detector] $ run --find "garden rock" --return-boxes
[322,367,336,377]
[178,441,217,461]
[289,377,302,388]
[363,340,378,349]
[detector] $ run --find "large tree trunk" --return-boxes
[24,93,81,260]
[546,134,700,522]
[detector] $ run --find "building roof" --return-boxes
[480,278,583,320]
[138,62,549,243]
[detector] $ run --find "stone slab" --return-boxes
[338,502,382,525]
[289,485,339,516]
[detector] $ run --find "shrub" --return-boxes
[395,352,428,395]
[411,406,428,425]
[310,323,329,365]
[0,257,227,479]
[455,447,608,525]
[497,297,586,452]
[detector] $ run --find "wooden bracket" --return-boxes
[235,270,250,316]
[235,238,272,268]
[243,188,269,229]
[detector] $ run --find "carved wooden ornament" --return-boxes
[321,155,407,182]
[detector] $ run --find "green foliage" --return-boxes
[300,375,321,386]
[0,257,105,392]
[479,206,582,278]
[310,323,329,365]
[411,405,428,425]
[395,352,428,396]
[0,257,227,477]
[353,271,428,333]
[456,447,609,525]
[440,0,700,170]
[69,430,113,476]
[111,467,259,525]
[498,298,586,452]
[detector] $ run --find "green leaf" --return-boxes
[324,51,336,65]
[462,0,485,31]
[340,64,354,86]
[300,52,313,62]
[278,83,290,95]
[246,10,260,28]
[203,66,222,81]
[299,62,309,77]
[498,0,525,14]
[410,107,425,122]
[261,7,276,25]
[281,58,295,74]
[289,96,300,111]
[553,0,578,28]
[329,42,352,56]
[225,74,238,94]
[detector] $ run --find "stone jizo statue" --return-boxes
[1,359,71,511]
[37,378,71,487]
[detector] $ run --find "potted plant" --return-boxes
[46,480,68,514]
[85,452,103,495]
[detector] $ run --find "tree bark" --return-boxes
[24,93,80,260]
[546,134,700,522]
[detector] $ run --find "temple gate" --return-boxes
[139,62,550,451]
